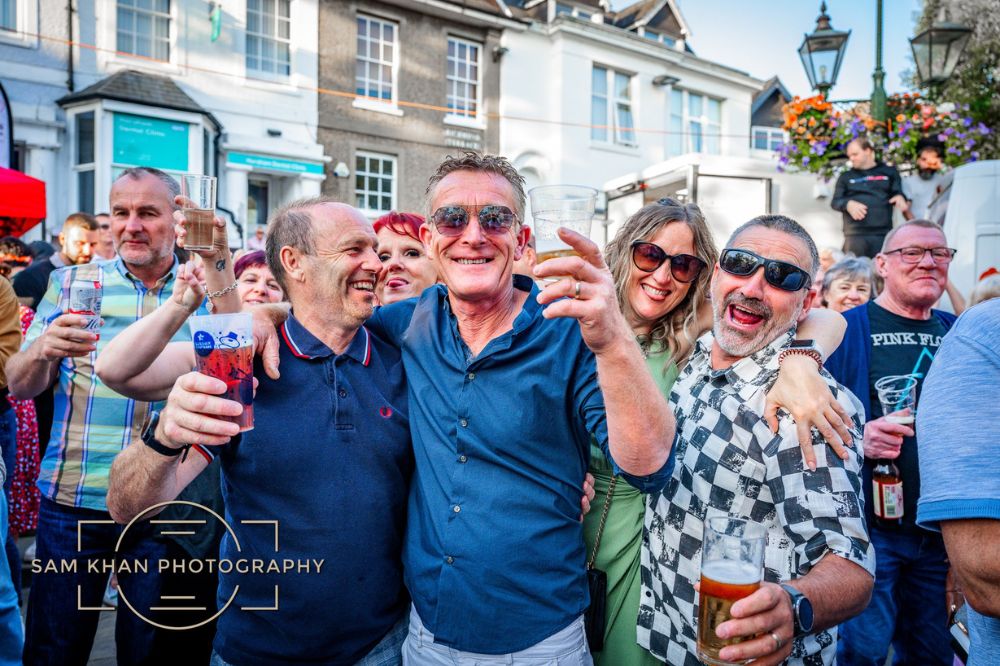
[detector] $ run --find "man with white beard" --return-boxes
[637,215,875,666]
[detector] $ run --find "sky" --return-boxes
[616,0,927,101]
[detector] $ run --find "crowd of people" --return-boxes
[0,151,993,666]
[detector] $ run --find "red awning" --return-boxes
[0,166,47,236]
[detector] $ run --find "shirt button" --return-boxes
[445,556,454,564]
[459,418,468,428]
[467,372,476,381]
[453,505,461,513]
[338,389,347,398]
[458,455,468,463]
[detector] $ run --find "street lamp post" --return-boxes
[798,2,850,98]
[910,8,973,99]
[870,0,887,123]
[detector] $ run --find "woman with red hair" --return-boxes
[373,211,438,305]
[233,250,284,306]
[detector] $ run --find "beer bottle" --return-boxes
[872,459,904,527]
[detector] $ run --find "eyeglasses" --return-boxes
[630,241,706,283]
[430,205,517,236]
[719,248,812,292]
[883,246,956,264]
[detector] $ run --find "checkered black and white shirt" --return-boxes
[637,330,875,666]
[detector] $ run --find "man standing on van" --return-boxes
[831,137,908,258]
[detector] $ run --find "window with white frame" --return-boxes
[641,28,676,47]
[356,15,397,102]
[554,2,595,21]
[246,0,291,78]
[117,0,171,61]
[355,152,396,215]
[1,0,15,31]
[752,126,785,151]
[74,112,96,214]
[446,37,481,121]
[669,89,721,155]
[591,66,635,146]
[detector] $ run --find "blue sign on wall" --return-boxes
[113,113,189,171]
[227,151,324,176]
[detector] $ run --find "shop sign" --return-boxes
[113,113,189,171]
[227,151,324,176]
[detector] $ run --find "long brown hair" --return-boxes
[604,198,718,367]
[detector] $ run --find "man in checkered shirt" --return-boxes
[638,215,876,666]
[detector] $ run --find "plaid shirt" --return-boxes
[23,256,202,511]
[638,330,875,666]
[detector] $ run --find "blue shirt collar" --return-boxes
[280,312,372,365]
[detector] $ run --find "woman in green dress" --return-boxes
[583,199,851,665]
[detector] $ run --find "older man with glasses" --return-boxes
[826,219,959,666]
[638,214,874,666]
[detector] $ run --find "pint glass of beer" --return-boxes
[190,312,254,431]
[180,175,218,252]
[527,185,597,275]
[697,517,765,666]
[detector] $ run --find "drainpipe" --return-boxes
[66,0,74,91]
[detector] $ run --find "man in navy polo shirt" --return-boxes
[107,200,412,666]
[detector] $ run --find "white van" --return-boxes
[934,160,1000,311]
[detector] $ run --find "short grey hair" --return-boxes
[424,152,527,222]
[265,196,335,291]
[726,214,820,278]
[881,219,946,253]
[822,257,876,297]
[113,167,180,209]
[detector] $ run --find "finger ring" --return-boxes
[770,631,784,650]
[574,281,581,299]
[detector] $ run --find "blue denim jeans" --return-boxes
[0,409,20,603]
[23,497,171,666]
[838,527,953,666]
[0,492,23,666]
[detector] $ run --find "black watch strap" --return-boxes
[141,411,190,460]
[781,583,811,637]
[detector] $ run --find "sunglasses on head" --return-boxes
[719,248,812,292]
[430,205,517,236]
[630,241,706,283]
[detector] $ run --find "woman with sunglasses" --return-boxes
[583,199,851,665]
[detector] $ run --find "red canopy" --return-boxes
[0,166,47,236]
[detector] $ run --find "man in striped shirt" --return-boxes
[6,167,207,665]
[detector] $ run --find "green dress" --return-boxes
[582,345,678,666]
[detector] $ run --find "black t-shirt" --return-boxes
[867,300,949,533]
[831,162,904,235]
[12,257,58,311]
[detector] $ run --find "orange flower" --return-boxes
[808,117,818,127]
[896,114,906,122]
[797,126,806,134]
[806,133,814,141]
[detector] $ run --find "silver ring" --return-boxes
[574,281,581,299]
[770,631,784,650]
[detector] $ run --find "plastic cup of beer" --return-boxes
[875,375,918,424]
[190,312,254,431]
[528,185,597,277]
[180,175,217,252]
[697,517,766,666]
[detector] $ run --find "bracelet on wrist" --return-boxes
[206,280,239,301]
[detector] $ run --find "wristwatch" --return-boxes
[781,583,814,638]
[778,339,824,370]
[140,410,190,461]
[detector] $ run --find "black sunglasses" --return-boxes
[630,241,706,283]
[430,205,517,236]
[719,248,812,292]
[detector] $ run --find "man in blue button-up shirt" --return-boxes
[371,153,676,661]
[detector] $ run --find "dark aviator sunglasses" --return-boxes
[719,248,812,292]
[630,241,706,283]
[430,205,518,236]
